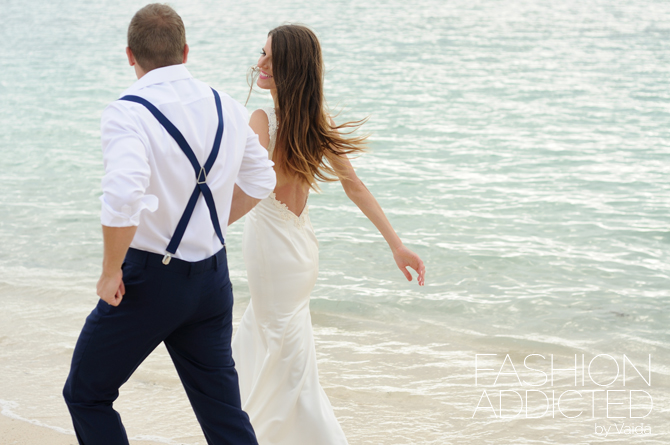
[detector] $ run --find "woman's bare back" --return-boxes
[250,107,310,217]
[273,171,309,217]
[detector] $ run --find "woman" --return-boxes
[231,24,425,445]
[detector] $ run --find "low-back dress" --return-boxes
[231,107,348,445]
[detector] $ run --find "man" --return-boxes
[62,4,275,444]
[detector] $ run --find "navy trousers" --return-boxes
[63,248,257,445]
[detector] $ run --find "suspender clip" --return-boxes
[162,253,172,265]
[197,167,207,184]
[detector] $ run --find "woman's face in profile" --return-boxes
[257,36,275,91]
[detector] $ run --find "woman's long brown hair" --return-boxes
[268,24,367,189]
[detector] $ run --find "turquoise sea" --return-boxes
[1,0,669,443]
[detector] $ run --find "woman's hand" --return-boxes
[392,244,425,286]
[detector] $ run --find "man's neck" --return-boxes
[134,64,148,79]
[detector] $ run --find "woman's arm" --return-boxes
[331,153,425,286]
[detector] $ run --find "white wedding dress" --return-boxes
[231,107,348,445]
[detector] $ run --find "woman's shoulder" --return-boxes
[249,108,278,150]
[249,108,270,126]
[250,107,277,136]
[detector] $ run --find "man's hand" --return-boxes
[97,269,125,306]
[98,225,136,307]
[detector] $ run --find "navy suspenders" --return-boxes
[119,88,225,265]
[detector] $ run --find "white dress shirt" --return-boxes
[100,64,276,261]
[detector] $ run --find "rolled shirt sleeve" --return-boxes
[235,122,277,199]
[100,103,159,227]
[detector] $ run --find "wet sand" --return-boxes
[0,414,167,445]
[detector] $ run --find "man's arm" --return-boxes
[232,107,276,209]
[97,225,137,306]
[97,102,154,306]
[228,110,276,225]
[228,184,261,226]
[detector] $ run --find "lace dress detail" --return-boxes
[262,106,278,159]
[260,107,309,228]
[268,192,309,228]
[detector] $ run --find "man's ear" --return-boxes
[182,44,189,64]
[126,47,136,66]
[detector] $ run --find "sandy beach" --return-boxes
[0,414,167,445]
[1,414,76,445]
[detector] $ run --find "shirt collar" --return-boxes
[120,64,193,97]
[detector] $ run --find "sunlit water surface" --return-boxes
[1,0,669,443]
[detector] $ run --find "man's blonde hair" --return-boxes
[127,4,186,71]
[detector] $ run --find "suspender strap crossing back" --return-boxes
[119,88,225,264]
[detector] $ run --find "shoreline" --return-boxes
[0,413,171,445]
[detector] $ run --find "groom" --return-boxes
[62,4,275,444]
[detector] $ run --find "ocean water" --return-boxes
[1,0,669,443]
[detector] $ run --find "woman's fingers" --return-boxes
[411,258,425,286]
[417,261,426,286]
[415,256,426,286]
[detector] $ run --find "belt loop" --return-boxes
[214,254,218,271]
[127,248,149,270]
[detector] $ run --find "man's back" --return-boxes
[100,64,275,261]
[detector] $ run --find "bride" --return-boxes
[229,24,425,445]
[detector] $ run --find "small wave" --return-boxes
[0,399,189,444]
[0,399,74,436]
